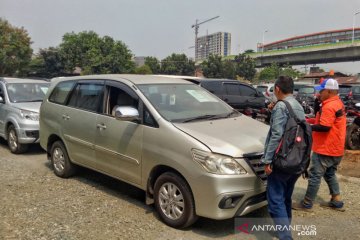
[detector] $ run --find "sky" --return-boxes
[1,0,360,74]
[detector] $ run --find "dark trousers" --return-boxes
[267,170,300,240]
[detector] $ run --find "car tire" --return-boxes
[7,125,28,154]
[50,141,76,178]
[346,124,360,150]
[154,172,198,228]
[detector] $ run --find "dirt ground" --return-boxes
[338,150,360,178]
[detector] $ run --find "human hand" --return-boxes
[265,164,272,175]
[268,102,275,110]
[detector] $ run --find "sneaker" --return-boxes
[292,200,313,211]
[320,200,345,211]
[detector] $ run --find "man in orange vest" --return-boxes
[293,78,346,211]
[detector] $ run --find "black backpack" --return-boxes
[273,100,312,175]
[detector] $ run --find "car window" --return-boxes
[298,87,315,94]
[239,85,257,97]
[269,86,274,92]
[138,84,233,123]
[67,83,103,112]
[353,86,360,94]
[224,83,240,95]
[49,81,75,105]
[200,81,222,94]
[104,85,139,116]
[7,82,49,103]
[256,86,267,92]
[339,87,351,94]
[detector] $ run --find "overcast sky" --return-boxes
[1,0,360,74]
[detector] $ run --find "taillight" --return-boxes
[266,90,270,97]
[348,91,353,99]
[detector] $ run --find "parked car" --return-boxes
[295,85,319,114]
[338,84,352,106]
[0,77,50,153]
[40,75,268,228]
[256,84,276,103]
[179,78,266,110]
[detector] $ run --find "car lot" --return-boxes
[1,141,360,239]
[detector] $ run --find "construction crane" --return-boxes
[191,16,219,61]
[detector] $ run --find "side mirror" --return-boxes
[0,96,4,103]
[114,106,140,122]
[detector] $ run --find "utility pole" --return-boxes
[192,16,219,61]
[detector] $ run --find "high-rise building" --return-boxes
[195,32,231,61]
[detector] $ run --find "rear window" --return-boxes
[339,87,351,94]
[49,81,76,104]
[298,87,315,94]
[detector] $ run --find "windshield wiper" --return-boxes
[225,109,241,118]
[181,114,219,123]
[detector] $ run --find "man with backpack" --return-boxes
[262,76,308,240]
[293,78,346,211]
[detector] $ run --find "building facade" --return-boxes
[258,28,360,52]
[195,32,231,61]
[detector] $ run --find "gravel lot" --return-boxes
[1,140,360,240]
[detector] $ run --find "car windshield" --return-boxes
[6,82,50,103]
[298,87,315,94]
[138,84,236,123]
[339,87,351,94]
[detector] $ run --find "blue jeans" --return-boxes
[305,152,342,202]
[267,170,300,240]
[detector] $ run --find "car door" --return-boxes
[62,80,104,169]
[222,83,245,109]
[239,84,265,109]
[0,83,6,136]
[94,81,143,185]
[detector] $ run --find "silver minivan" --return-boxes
[40,75,269,228]
[0,77,49,153]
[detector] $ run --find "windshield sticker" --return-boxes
[40,87,48,94]
[186,90,218,102]
[169,94,176,105]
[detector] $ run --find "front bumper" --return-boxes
[17,128,40,144]
[190,158,267,220]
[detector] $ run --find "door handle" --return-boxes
[62,114,70,120]
[96,123,107,130]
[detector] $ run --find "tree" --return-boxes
[59,31,134,74]
[258,63,302,81]
[201,54,224,78]
[27,47,65,78]
[160,53,195,75]
[222,60,236,79]
[145,56,161,74]
[134,65,152,74]
[234,53,256,81]
[244,49,255,54]
[0,18,32,76]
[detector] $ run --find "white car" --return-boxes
[256,84,276,103]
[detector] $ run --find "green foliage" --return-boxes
[145,56,161,74]
[27,47,65,78]
[59,31,135,75]
[0,18,32,76]
[244,49,255,54]
[201,54,224,78]
[258,63,302,81]
[234,53,256,81]
[160,53,195,75]
[134,65,152,74]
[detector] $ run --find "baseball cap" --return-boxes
[315,78,339,91]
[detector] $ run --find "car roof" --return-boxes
[51,74,193,85]
[0,77,49,84]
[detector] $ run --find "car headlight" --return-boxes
[191,149,247,175]
[20,110,39,121]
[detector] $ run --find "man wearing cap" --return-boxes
[293,78,346,211]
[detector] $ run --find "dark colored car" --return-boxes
[184,78,266,111]
[338,84,352,106]
[296,85,317,105]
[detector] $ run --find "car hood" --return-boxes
[173,116,269,157]
[11,102,42,113]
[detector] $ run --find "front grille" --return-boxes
[243,152,267,182]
